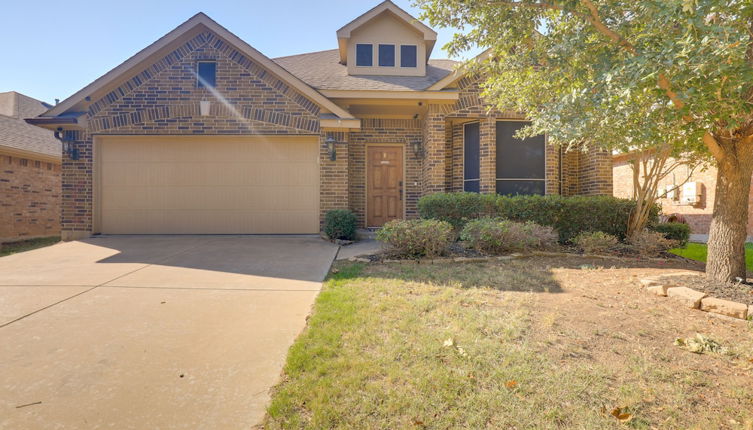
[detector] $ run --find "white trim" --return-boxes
[319,90,459,101]
[44,13,356,121]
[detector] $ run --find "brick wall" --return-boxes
[60,30,322,239]
[612,157,753,238]
[0,154,60,242]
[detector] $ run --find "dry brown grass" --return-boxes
[264,256,753,429]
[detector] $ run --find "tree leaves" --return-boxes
[416,0,753,159]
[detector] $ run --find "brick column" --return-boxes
[479,117,496,194]
[61,130,93,241]
[421,107,447,195]
[545,144,561,195]
[319,130,349,228]
[578,147,613,195]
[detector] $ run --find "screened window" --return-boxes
[463,122,480,192]
[378,44,395,67]
[356,44,373,66]
[496,121,545,195]
[400,45,417,68]
[197,62,216,88]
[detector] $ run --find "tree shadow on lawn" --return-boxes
[339,254,704,294]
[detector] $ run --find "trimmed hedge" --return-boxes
[376,219,454,258]
[323,209,358,240]
[652,222,690,247]
[418,192,658,243]
[417,192,496,229]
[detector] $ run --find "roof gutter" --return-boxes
[25,115,85,131]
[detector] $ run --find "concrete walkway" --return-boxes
[335,239,383,260]
[0,235,337,429]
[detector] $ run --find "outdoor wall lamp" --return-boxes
[410,138,424,159]
[325,134,339,161]
[54,128,79,160]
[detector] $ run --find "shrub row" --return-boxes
[460,218,558,254]
[418,193,659,243]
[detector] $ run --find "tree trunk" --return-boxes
[706,139,753,282]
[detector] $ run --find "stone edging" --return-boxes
[639,272,752,321]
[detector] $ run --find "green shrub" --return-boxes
[376,219,453,258]
[323,209,357,240]
[652,222,690,247]
[460,218,558,254]
[418,192,658,243]
[417,192,496,229]
[628,230,677,257]
[573,231,619,254]
[497,195,656,243]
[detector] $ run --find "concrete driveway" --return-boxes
[0,235,338,429]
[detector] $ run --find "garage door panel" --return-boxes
[99,136,319,234]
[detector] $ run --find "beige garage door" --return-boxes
[97,135,319,234]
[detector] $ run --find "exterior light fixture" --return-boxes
[54,128,79,160]
[410,138,424,158]
[325,134,338,161]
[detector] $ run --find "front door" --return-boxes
[367,145,404,227]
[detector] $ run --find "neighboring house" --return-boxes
[613,154,753,242]
[28,1,612,240]
[0,91,61,242]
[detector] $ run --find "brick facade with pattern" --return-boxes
[59,30,324,239]
[0,154,60,242]
[57,28,613,237]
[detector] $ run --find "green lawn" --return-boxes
[0,236,60,257]
[670,242,753,271]
[264,258,753,429]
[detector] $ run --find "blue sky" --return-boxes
[1,0,479,105]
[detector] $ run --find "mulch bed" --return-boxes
[656,274,753,306]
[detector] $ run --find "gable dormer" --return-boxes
[336,1,437,77]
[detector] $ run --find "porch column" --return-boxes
[421,107,447,195]
[479,117,496,194]
[319,129,349,228]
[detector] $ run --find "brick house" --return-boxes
[28,1,611,240]
[614,155,753,242]
[0,91,61,242]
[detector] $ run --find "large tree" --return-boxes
[418,0,753,282]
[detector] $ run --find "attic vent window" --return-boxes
[378,44,395,67]
[197,61,217,88]
[356,44,373,67]
[401,45,417,68]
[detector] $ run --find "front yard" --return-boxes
[265,257,753,429]
[671,243,753,272]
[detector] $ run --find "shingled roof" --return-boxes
[0,92,60,159]
[273,49,458,91]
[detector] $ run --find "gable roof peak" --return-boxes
[336,1,437,64]
[40,10,355,122]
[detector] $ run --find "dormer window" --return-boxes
[356,44,373,66]
[400,45,417,68]
[378,44,395,67]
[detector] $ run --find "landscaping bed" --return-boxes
[655,274,753,307]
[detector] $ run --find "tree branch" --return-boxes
[704,132,726,162]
